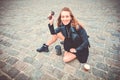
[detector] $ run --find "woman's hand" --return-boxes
[48,14,54,25]
[70,48,77,53]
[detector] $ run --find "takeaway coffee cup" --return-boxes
[84,64,90,71]
[55,45,62,55]
[48,11,55,20]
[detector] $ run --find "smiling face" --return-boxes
[61,11,72,25]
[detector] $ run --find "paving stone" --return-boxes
[66,59,81,69]
[108,72,119,80]
[7,49,19,56]
[61,74,81,80]
[15,73,30,80]
[25,50,38,57]
[0,71,2,76]
[112,43,120,52]
[108,66,120,80]
[105,57,120,68]
[40,73,57,80]
[22,64,35,76]
[13,61,28,71]
[67,75,82,80]
[0,61,6,68]
[75,69,86,79]
[0,40,12,47]
[23,56,34,64]
[0,75,11,80]
[32,59,43,69]
[1,64,12,74]
[6,57,18,65]
[104,51,120,61]
[0,49,3,54]
[40,63,55,75]
[0,53,10,61]
[108,66,120,75]
[53,68,64,79]
[96,62,109,71]
[0,41,6,50]
[51,59,65,70]
[64,64,76,74]
[15,52,28,61]
[30,69,43,80]
[0,31,21,40]
[92,67,108,79]
[7,67,20,78]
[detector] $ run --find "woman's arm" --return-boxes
[76,28,89,52]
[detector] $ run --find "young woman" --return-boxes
[36,7,90,63]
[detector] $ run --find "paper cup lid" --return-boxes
[84,64,90,70]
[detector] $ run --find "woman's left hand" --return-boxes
[70,48,77,53]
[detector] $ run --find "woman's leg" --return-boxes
[37,32,64,52]
[57,32,65,41]
[63,51,76,63]
[46,32,65,46]
[46,35,57,46]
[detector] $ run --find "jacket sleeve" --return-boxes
[54,27,61,34]
[48,24,61,34]
[76,28,89,52]
[48,24,56,34]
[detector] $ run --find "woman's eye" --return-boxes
[61,16,64,18]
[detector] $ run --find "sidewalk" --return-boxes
[0,0,120,80]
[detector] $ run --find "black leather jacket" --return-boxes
[49,24,90,52]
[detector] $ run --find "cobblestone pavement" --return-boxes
[0,0,120,80]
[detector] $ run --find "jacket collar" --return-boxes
[61,25,77,33]
[70,26,76,33]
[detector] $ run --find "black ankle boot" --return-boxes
[36,44,49,52]
[55,45,62,55]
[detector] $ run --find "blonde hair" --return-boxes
[57,7,83,30]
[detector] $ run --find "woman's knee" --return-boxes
[57,32,65,41]
[63,56,76,63]
[52,35,58,41]
[63,52,76,63]
[63,57,70,63]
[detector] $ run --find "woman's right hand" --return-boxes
[48,14,54,26]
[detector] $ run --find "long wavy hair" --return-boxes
[57,7,83,30]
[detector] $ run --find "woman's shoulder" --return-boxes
[77,25,87,34]
[76,25,84,31]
